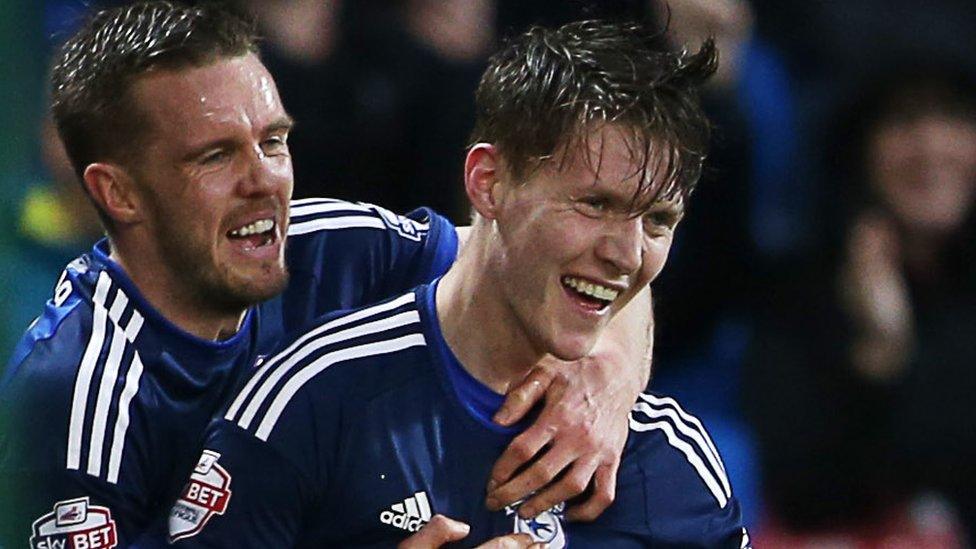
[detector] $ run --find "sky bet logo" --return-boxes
[30,497,118,549]
[169,449,234,542]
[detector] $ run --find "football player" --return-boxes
[169,20,750,548]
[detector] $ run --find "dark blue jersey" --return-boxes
[0,200,457,547]
[171,281,750,548]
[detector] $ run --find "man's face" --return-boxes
[126,53,293,312]
[868,113,976,235]
[487,125,682,361]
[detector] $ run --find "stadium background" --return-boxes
[1,0,975,545]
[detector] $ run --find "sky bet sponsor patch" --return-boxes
[30,497,118,549]
[169,449,233,541]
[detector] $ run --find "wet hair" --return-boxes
[50,1,259,183]
[469,19,717,212]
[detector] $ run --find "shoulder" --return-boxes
[223,290,430,444]
[600,391,749,547]
[287,197,450,243]
[2,255,100,391]
[1,260,152,480]
[277,198,457,321]
[626,391,733,511]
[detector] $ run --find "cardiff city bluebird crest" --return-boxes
[505,501,566,547]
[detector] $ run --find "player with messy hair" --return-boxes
[470,19,712,203]
[168,20,749,548]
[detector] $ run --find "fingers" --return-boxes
[488,423,554,495]
[494,365,558,426]
[397,515,469,549]
[398,517,545,549]
[487,441,575,512]
[515,455,602,519]
[475,533,542,549]
[567,459,619,522]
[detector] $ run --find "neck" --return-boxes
[107,241,246,341]
[435,225,543,394]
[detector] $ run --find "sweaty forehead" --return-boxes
[557,125,671,193]
[129,53,285,139]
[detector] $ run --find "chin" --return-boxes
[221,268,289,307]
[546,333,599,362]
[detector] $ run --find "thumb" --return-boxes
[398,515,470,549]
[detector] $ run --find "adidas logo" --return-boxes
[379,491,432,533]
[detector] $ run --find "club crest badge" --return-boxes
[169,449,233,541]
[506,501,567,548]
[30,497,118,549]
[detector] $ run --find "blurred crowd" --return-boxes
[1,0,975,546]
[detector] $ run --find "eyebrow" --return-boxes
[266,114,295,134]
[181,115,296,162]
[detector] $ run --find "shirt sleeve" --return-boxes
[277,200,458,335]
[570,392,750,548]
[0,335,144,547]
[167,346,343,549]
[166,419,313,548]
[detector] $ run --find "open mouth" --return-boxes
[561,275,620,311]
[227,218,277,250]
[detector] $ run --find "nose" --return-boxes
[239,144,288,197]
[596,216,644,275]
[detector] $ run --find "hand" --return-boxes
[840,212,914,380]
[487,354,634,521]
[398,515,541,549]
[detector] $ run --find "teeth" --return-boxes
[562,276,620,302]
[230,218,274,237]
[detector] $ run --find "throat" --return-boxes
[435,270,541,394]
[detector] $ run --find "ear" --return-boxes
[464,143,503,221]
[82,163,144,225]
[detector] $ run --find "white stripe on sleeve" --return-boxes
[106,352,144,484]
[628,415,729,508]
[66,272,111,470]
[632,402,731,498]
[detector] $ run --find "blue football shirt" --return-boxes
[170,281,750,547]
[0,199,457,547]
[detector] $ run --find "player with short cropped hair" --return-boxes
[169,20,749,547]
[0,3,652,546]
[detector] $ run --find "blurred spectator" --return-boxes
[749,0,976,255]
[745,65,976,546]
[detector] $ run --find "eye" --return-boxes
[644,211,670,227]
[643,203,684,236]
[642,209,682,234]
[261,134,289,156]
[200,149,229,165]
[575,195,610,217]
